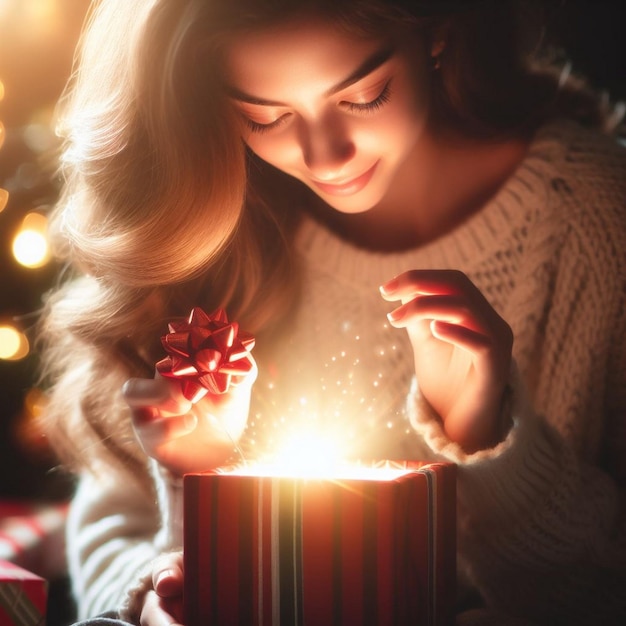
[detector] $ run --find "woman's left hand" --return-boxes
[139,552,184,626]
[381,269,513,453]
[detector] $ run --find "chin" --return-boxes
[312,182,389,215]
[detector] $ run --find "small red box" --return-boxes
[184,462,456,626]
[0,560,47,626]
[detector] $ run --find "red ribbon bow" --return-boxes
[156,307,255,402]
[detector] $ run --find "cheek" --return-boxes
[245,135,301,170]
[359,106,426,157]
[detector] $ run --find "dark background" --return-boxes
[0,0,624,496]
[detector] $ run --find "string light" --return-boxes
[0,324,30,361]
[0,0,63,39]
[0,188,8,213]
[12,211,50,268]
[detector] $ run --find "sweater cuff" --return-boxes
[408,362,562,527]
[406,363,519,464]
[120,566,154,624]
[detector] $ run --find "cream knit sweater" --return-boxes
[67,120,626,624]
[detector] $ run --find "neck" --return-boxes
[310,128,530,251]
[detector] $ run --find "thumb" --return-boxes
[153,553,184,598]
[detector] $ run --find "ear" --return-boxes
[429,21,449,60]
[430,39,446,59]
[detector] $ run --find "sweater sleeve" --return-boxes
[66,460,184,620]
[408,365,626,625]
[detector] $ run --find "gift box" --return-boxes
[0,501,68,580]
[184,462,456,626]
[0,560,47,626]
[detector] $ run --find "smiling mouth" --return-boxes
[311,162,379,197]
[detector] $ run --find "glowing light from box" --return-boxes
[267,431,341,477]
[0,325,29,360]
[0,79,4,101]
[0,188,8,213]
[12,212,50,268]
[0,120,5,150]
[228,460,413,482]
[226,427,412,481]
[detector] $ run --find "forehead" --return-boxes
[222,15,390,95]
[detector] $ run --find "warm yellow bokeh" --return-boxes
[0,188,8,213]
[0,0,63,39]
[0,324,30,360]
[12,211,50,268]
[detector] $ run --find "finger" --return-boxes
[140,590,183,626]
[386,294,488,334]
[132,413,198,454]
[153,554,184,598]
[380,269,469,302]
[123,375,192,417]
[123,376,171,405]
[429,320,492,354]
[430,320,511,380]
[227,358,258,388]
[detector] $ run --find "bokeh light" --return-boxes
[0,324,30,360]
[14,387,51,457]
[23,121,56,153]
[12,211,50,268]
[0,188,8,212]
[0,0,63,39]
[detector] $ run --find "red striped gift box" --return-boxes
[0,501,68,579]
[184,462,456,626]
[0,560,47,626]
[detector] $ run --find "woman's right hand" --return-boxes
[122,358,257,475]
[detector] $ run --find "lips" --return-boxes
[311,161,379,197]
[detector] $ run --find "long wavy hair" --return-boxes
[38,0,621,481]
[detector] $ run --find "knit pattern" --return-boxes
[66,121,626,623]
[246,119,626,623]
[249,120,626,470]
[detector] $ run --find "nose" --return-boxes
[299,113,356,180]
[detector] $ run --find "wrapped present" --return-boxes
[0,501,68,580]
[184,462,456,626]
[0,560,47,626]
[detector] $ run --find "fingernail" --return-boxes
[379,278,398,295]
[133,407,158,424]
[387,308,404,324]
[156,568,174,589]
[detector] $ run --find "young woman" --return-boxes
[39,0,626,624]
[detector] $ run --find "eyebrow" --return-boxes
[229,45,394,106]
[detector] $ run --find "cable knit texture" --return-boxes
[66,120,626,624]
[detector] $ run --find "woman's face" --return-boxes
[223,15,432,214]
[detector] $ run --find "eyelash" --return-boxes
[342,81,392,114]
[245,116,289,135]
[245,80,393,135]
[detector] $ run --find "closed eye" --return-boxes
[245,113,292,134]
[341,80,392,114]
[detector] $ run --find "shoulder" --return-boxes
[524,120,626,271]
[529,119,626,213]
